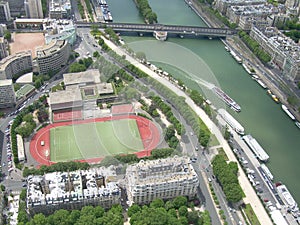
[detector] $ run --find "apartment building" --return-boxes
[126,156,199,206]
[0,79,15,108]
[0,23,6,36]
[0,51,32,80]
[24,0,43,18]
[27,167,121,215]
[36,39,70,75]
[250,26,300,81]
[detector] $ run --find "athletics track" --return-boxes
[29,115,161,166]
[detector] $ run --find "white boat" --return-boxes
[277,184,299,213]
[243,134,269,161]
[242,63,255,75]
[260,164,273,180]
[225,46,230,52]
[296,121,300,129]
[218,108,244,135]
[153,31,167,41]
[281,104,295,121]
[230,50,242,63]
[256,79,267,89]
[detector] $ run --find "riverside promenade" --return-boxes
[102,37,274,225]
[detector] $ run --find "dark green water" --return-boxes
[106,0,300,203]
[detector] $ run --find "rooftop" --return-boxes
[126,156,198,186]
[63,69,101,86]
[27,166,120,207]
[36,39,67,58]
[0,51,32,70]
[15,84,35,99]
[49,88,82,105]
[16,72,33,84]
[0,79,12,86]
[97,83,114,95]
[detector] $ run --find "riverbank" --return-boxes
[100,35,273,225]
[188,0,300,121]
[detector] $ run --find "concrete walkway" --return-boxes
[102,37,273,225]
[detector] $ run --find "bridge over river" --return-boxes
[76,22,239,38]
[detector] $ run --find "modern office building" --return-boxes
[26,167,121,215]
[24,0,43,19]
[0,51,32,80]
[126,156,199,206]
[36,39,70,75]
[0,1,11,22]
[0,79,15,108]
[49,0,71,19]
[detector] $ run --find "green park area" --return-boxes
[50,119,144,162]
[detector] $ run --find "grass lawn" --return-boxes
[243,204,261,225]
[50,119,144,162]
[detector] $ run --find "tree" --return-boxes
[136,51,147,62]
[29,213,47,225]
[173,196,187,209]
[37,107,49,123]
[178,206,188,217]
[128,204,141,217]
[4,30,11,42]
[69,62,86,73]
[150,198,165,208]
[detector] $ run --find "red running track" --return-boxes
[29,115,161,166]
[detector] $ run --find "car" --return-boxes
[195,146,199,151]
[2,162,5,166]
[22,183,27,187]
[208,178,212,182]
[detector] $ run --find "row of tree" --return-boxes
[238,31,271,64]
[99,148,176,167]
[18,204,123,225]
[128,196,211,225]
[136,0,158,24]
[23,161,90,177]
[212,155,244,203]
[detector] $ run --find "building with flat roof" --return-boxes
[0,1,11,22]
[49,88,83,111]
[214,0,266,15]
[0,23,7,36]
[36,39,70,75]
[63,69,101,87]
[126,156,199,206]
[26,166,121,215]
[24,0,43,19]
[0,79,15,108]
[0,51,32,80]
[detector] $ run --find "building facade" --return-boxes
[24,0,43,19]
[0,79,15,108]
[126,156,199,206]
[36,39,70,75]
[250,26,300,81]
[0,1,11,22]
[27,167,121,215]
[0,51,32,80]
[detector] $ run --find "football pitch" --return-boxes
[50,119,144,162]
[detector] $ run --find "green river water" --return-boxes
[107,0,300,203]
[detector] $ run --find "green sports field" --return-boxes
[50,119,144,162]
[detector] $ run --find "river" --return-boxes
[106,0,300,203]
